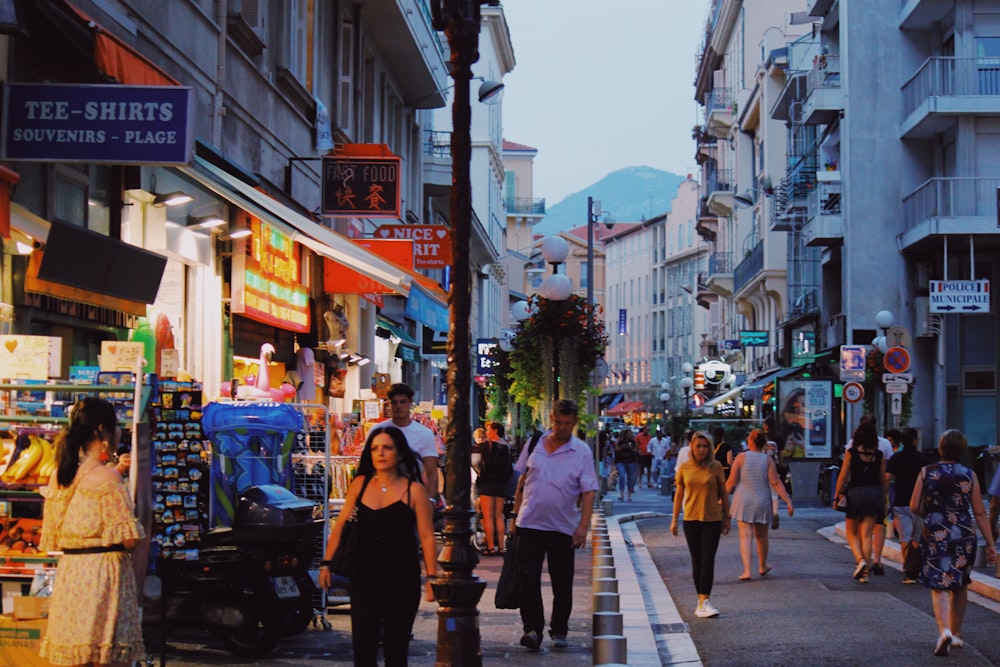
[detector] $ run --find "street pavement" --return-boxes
[145,479,1000,665]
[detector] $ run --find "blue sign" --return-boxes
[618,309,627,335]
[2,83,193,164]
[476,338,497,375]
[404,283,449,333]
[740,330,769,346]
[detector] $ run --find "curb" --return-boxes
[606,511,703,667]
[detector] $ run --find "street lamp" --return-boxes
[429,1,495,663]
[874,309,895,430]
[539,236,572,400]
[680,362,694,417]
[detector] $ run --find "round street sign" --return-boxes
[884,346,911,374]
[843,382,865,403]
[886,325,912,349]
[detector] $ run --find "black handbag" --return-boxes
[494,532,520,609]
[330,476,370,577]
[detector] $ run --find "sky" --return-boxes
[498,0,711,206]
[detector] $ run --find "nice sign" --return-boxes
[374,224,452,269]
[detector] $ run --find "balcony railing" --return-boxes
[902,57,1000,118]
[901,176,1000,229]
[708,251,732,276]
[807,54,841,92]
[424,130,451,157]
[733,241,763,295]
[506,197,546,215]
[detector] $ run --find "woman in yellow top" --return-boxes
[671,430,731,618]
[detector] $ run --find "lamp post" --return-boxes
[429,1,494,663]
[539,236,572,400]
[680,362,694,418]
[875,309,895,431]
[659,391,671,421]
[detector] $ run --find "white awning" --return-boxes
[699,385,743,413]
[178,156,411,296]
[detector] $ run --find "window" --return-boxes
[284,0,311,88]
[337,15,354,132]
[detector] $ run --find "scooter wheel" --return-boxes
[220,606,282,658]
[282,599,317,637]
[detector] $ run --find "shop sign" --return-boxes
[321,146,401,218]
[0,335,50,380]
[231,217,309,333]
[739,330,769,346]
[1,83,193,164]
[324,239,413,295]
[476,338,497,375]
[374,224,452,269]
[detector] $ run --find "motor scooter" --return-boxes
[152,484,325,658]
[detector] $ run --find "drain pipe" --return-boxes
[212,0,228,145]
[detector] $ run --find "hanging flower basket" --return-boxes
[500,294,608,416]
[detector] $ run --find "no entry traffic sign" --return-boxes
[883,346,911,374]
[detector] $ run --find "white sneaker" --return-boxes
[695,599,719,618]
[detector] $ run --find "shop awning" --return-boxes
[699,385,743,413]
[742,367,801,401]
[179,156,412,296]
[599,393,624,409]
[376,317,419,348]
[606,400,645,416]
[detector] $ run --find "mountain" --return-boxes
[532,167,687,236]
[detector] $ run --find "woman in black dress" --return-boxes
[832,421,887,583]
[319,426,437,666]
[910,429,996,656]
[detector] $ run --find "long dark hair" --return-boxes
[357,426,421,482]
[55,397,118,487]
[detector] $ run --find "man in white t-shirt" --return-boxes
[649,429,670,486]
[844,415,893,576]
[369,383,439,501]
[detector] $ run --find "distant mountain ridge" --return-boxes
[533,167,687,236]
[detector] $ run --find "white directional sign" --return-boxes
[891,393,903,415]
[885,381,909,394]
[929,280,990,314]
[882,373,913,383]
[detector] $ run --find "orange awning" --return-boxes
[60,0,180,86]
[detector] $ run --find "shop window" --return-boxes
[963,368,996,392]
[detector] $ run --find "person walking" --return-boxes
[649,429,670,490]
[636,425,653,488]
[38,398,146,666]
[477,421,513,555]
[886,426,929,583]
[833,421,888,583]
[671,430,731,618]
[369,383,440,502]
[762,416,784,529]
[711,425,734,480]
[726,429,794,580]
[911,429,996,656]
[845,415,893,575]
[614,429,640,501]
[318,426,438,666]
[512,399,599,651]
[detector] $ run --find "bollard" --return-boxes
[592,591,620,613]
[592,577,618,594]
[602,499,614,515]
[593,554,614,569]
[592,635,627,665]
[592,610,623,636]
[593,565,616,579]
[592,544,612,557]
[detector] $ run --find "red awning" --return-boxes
[605,400,645,416]
[60,0,180,86]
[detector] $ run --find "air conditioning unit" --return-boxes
[913,296,940,337]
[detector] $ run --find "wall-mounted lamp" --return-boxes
[152,190,194,207]
[407,76,504,107]
[218,226,252,241]
[187,214,227,230]
[348,353,370,367]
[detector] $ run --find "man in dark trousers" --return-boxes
[512,399,599,652]
[886,426,929,583]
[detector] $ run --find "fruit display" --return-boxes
[0,518,43,555]
[0,434,57,486]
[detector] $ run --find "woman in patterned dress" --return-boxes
[726,430,793,580]
[38,397,145,666]
[910,429,996,656]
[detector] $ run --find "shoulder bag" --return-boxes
[330,475,372,577]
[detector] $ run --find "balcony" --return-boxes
[695,272,717,310]
[422,130,451,197]
[901,57,1000,139]
[705,251,733,297]
[705,88,734,139]
[695,196,718,242]
[804,170,843,246]
[733,241,763,296]
[824,313,846,349]
[808,0,837,17]
[899,176,1000,251]
[804,55,842,125]
[369,0,448,109]
[506,197,546,216]
[706,168,734,216]
[900,0,952,31]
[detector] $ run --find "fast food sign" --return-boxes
[321,146,401,218]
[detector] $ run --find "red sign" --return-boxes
[324,239,413,295]
[883,346,911,374]
[231,216,310,332]
[374,224,452,269]
[321,145,401,218]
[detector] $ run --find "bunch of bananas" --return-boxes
[1,435,56,484]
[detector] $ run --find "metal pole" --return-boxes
[587,197,597,464]
[430,2,488,664]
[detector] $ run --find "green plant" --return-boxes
[501,294,608,416]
